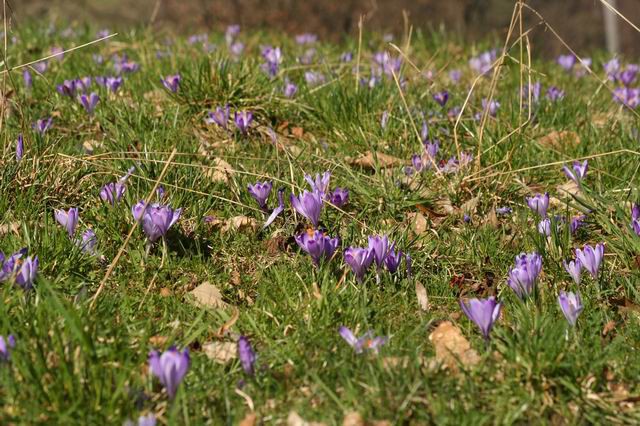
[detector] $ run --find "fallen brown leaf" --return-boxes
[203,341,237,363]
[189,282,227,309]
[415,281,429,311]
[428,321,480,372]
[291,127,304,138]
[149,335,168,347]
[204,158,235,184]
[557,180,580,197]
[347,151,405,170]
[216,306,240,337]
[287,411,326,426]
[221,216,258,233]
[537,130,581,149]
[406,212,428,235]
[239,412,257,426]
[159,287,171,297]
[342,411,364,426]
[0,222,20,237]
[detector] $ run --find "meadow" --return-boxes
[1,18,640,425]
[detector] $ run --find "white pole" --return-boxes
[603,0,620,54]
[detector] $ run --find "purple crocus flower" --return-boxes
[420,121,429,143]
[100,182,126,205]
[344,247,374,283]
[230,41,245,57]
[538,218,551,236]
[263,188,284,229]
[0,249,26,282]
[546,86,565,102]
[261,46,282,77]
[56,80,78,97]
[106,76,123,93]
[433,90,449,107]
[618,67,637,87]
[526,193,549,218]
[77,77,92,92]
[33,61,48,74]
[295,33,317,45]
[0,335,16,361]
[290,190,323,227]
[496,207,512,216]
[329,188,349,207]
[557,54,576,71]
[247,181,273,210]
[469,50,496,75]
[522,81,541,104]
[339,326,387,354]
[613,87,640,109]
[134,414,156,426]
[481,98,500,117]
[384,248,403,273]
[16,134,23,161]
[570,215,585,234]
[237,336,256,376]
[449,69,462,83]
[78,92,100,115]
[575,243,604,278]
[234,111,253,134]
[295,230,339,265]
[459,296,502,340]
[161,74,181,93]
[367,235,390,269]
[50,46,64,61]
[604,58,620,80]
[411,154,423,173]
[79,229,98,255]
[148,347,190,399]
[132,201,182,243]
[341,52,353,63]
[15,255,38,290]
[205,105,230,129]
[23,70,32,89]
[507,252,543,299]
[304,71,325,87]
[563,258,582,285]
[33,117,53,135]
[304,171,331,196]
[562,160,588,184]
[283,81,298,98]
[631,204,640,235]
[558,291,583,326]
[380,111,390,129]
[54,207,79,237]
[225,24,240,44]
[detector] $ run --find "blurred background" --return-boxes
[14,0,640,56]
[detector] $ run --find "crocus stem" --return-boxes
[160,238,167,269]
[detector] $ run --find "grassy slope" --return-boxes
[0,23,640,424]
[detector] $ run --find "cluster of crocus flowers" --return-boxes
[574,243,605,279]
[132,201,182,244]
[344,235,406,283]
[148,347,190,399]
[95,75,123,93]
[459,296,502,340]
[261,46,283,77]
[0,335,16,361]
[408,140,439,175]
[339,326,387,354]
[247,180,285,228]
[295,230,339,266]
[469,49,497,75]
[100,166,134,206]
[506,252,542,299]
[237,336,256,376]
[205,105,253,134]
[161,74,181,93]
[54,207,99,254]
[0,249,38,290]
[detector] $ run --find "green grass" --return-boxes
[1,22,640,424]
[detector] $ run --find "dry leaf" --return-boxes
[82,139,103,154]
[189,282,227,309]
[557,180,580,197]
[602,320,617,337]
[342,411,365,426]
[239,412,257,426]
[461,195,480,215]
[216,306,240,337]
[347,151,405,170]
[287,411,326,426]
[483,208,499,229]
[205,158,235,184]
[435,197,457,215]
[149,335,168,346]
[415,281,429,311]
[407,212,428,235]
[428,321,480,372]
[537,130,580,149]
[222,216,258,233]
[291,127,304,138]
[0,222,20,237]
[203,341,237,363]
[159,287,171,297]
